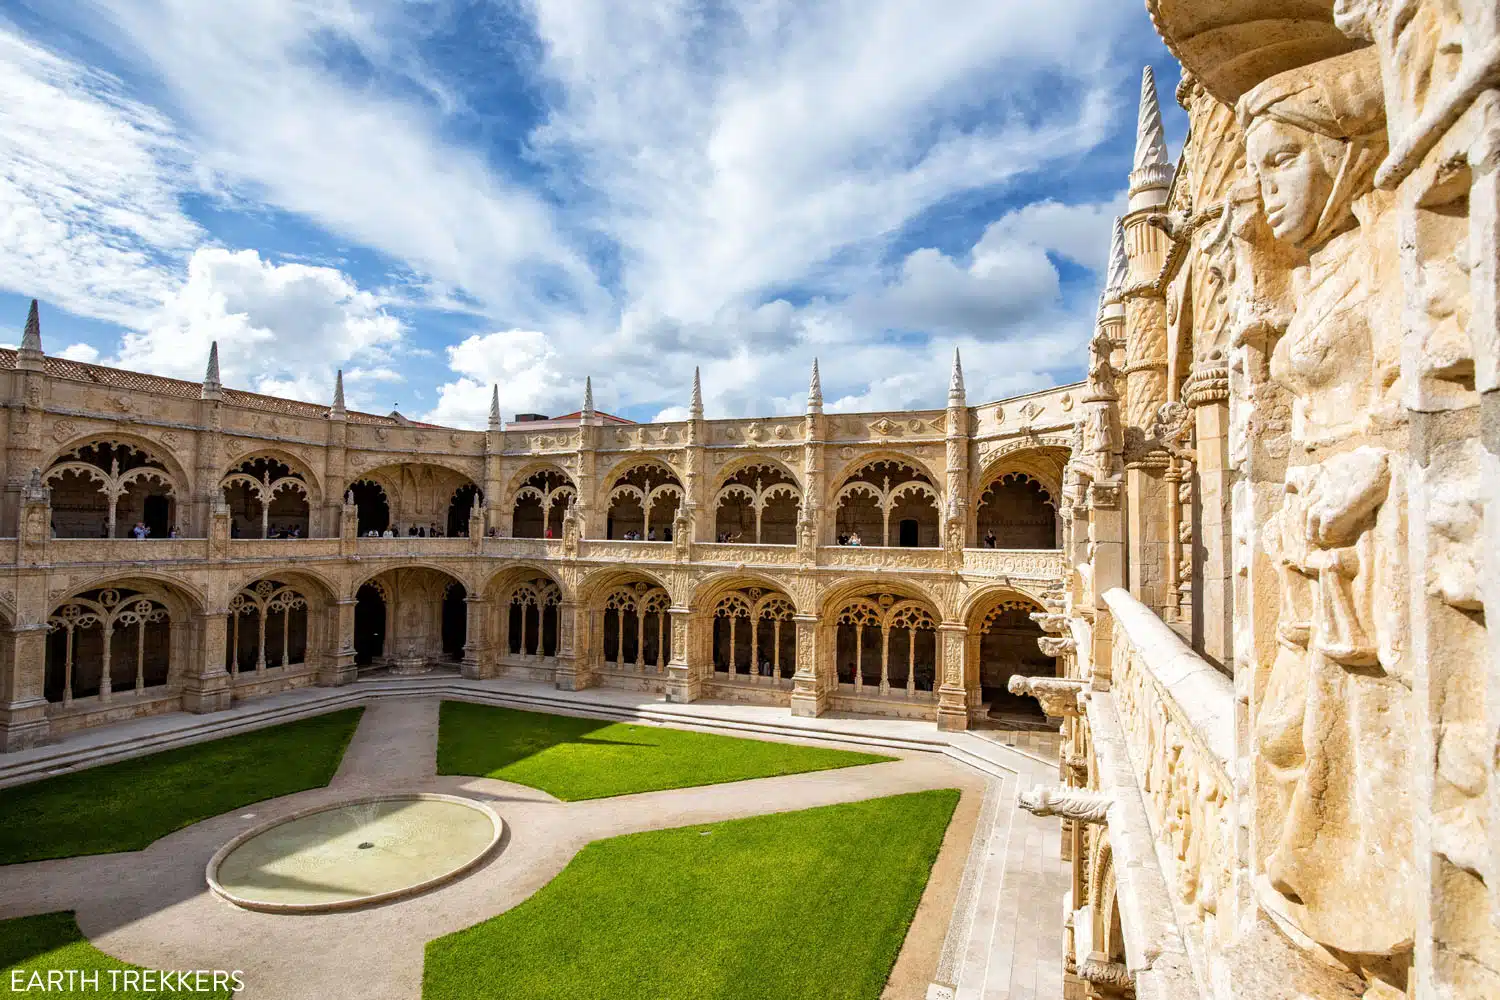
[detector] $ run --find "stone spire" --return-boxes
[201,341,222,400]
[948,348,966,406]
[807,358,823,414]
[581,376,594,420]
[690,366,703,420]
[1105,217,1129,295]
[20,299,42,354]
[1129,66,1173,206]
[488,384,501,431]
[330,369,346,417]
[17,298,44,371]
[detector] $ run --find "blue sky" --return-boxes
[0,0,1184,426]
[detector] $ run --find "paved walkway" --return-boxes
[0,690,1066,1000]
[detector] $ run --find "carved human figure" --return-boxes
[1239,50,1415,960]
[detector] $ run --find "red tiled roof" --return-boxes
[0,348,439,427]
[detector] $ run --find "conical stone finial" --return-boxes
[488,384,501,431]
[331,369,346,416]
[1130,66,1173,200]
[807,358,823,414]
[1105,217,1129,294]
[20,299,42,354]
[690,366,703,420]
[948,348,966,405]
[201,341,222,400]
[582,376,594,419]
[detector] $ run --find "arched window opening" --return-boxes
[507,579,561,658]
[605,464,681,541]
[447,484,483,537]
[976,473,1058,549]
[221,457,310,539]
[833,594,937,696]
[512,470,575,538]
[712,589,796,683]
[45,442,175,539]
[978,599,1055,721]
[46,588,170,703]
[833,460,939,547]
[349,480,390,535]
[600,583,671,672]
[441,582,468,662]
[713,465,801,544]
[354,582,387,666]
[226,580,309,675]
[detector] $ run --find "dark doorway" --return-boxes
[350,480,389,535]
[447,484,482,537]
[143,495,171,539]
[354,583,386,666]
[898,518,918,547]
[441,583,467,662]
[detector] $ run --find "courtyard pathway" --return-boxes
[0,698,1064,1000]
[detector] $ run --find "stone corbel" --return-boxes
[1029,611,1069,634]
[1037,634,1077,659]
[1008,675,1086,717]
[1077,955,1134,992]
[1018,784,1112,824]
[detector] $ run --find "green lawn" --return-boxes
[0,708,363,865]
[435,701,893,800]
[0,912,234,998]
[424,788,960,1000]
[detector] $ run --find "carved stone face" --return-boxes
[1245,119,1336,249]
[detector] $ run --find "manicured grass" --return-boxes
[435,701,893,800]
[0,708,363,865]
[424,788,960,1000]
[0,912,234,998]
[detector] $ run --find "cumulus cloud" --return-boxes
[115,247,402,406]
[57,343,102,363]
[422,328,585,429]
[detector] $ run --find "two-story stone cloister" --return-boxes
[0,316,1076,750]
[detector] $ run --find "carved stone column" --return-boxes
[935,621,970,731]
[789,613,826,717]
[1185,358,1231,667]
[319,598,357,687]
[182,610,233,713]
[461,595,491,680]
[553,600,594,691]
[0,621,49,750]
[663,606,700,703]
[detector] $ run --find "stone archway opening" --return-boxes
[353,582,387,666]
[226,579,310,675]
[447,484,483,538]
[222,457,311,539]
[831,592,938,700]
[46,585,177,704]
[975,596,1056,721]
[710,587,796,685]
[604,463,681,541]
[349,480,390,535]
[833,460,939,547]
[511,470,575,539]
[713,465,801,544]
[976,472,1058,549]
[45,441,177,539]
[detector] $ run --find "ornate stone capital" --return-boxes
[1018,783,1112,824]
[1007,675,1085,717]
[1182,357,1229,407]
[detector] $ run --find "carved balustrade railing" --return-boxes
[817,545,948,570]
[43,538,210,563]
[961,547,1066,581]
[354,537,472,557]
[693,542,801,566]
[1101,587,1236,966]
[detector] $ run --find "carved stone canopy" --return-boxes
[1008,675,1085,717]
[1017,784,1112,824]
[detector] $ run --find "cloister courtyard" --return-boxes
[0,689,1065,999]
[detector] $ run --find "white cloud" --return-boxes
[423,328,583,429]
[115,247,402,406]
[0,28,200,325]
[57,342,101,363]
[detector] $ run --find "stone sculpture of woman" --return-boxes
[1238,47,1415,972]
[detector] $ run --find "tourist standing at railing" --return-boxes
[848,531,861,546]
[984,530,996,548]
[131,522,149,539]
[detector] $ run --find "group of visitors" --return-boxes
[835,531,863,546]
[714,530,741,543]
[617,527,673,541]
[125,522,182,539]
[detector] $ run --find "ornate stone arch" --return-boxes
[220,447,324,505]
[596,454,686,497]
[350,561,478,598]
[825,450,941,500]
[691,572,807,615]
[710,454,803,493]
[44,432,193,499]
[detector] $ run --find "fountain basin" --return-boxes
[206,793,503,913]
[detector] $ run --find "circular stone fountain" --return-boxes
[206,793,503,913]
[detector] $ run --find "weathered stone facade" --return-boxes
[1008,4,1500,998]
[0,320,1079,750]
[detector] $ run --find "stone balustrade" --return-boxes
[1099,587,1235,983]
